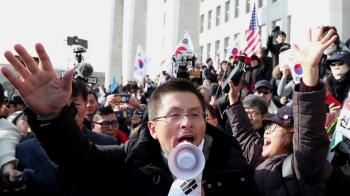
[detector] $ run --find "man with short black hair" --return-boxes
[197,85,211,104]
[92,107,129,144]
[267,26,291,68]
[84,91,100,129]
[11,95,26,112]
[202,58,217,83]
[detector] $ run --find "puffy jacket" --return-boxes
[227,82,332,195]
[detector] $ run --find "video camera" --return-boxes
[172,51,198,80]
[222,59,249,93]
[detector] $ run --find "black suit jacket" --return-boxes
[15,127,119,195]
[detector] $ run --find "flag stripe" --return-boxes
[244,3,261,57]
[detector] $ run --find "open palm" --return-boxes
[0,43,75,118]
[292,26,337,70]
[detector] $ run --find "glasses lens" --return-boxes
[167,112,205,124]
[111,121,119,127]
[101,121,109,128]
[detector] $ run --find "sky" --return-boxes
[0,0,112,72]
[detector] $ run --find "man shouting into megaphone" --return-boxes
[0,43,258,195]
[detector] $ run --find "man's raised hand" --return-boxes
[0,43,75,119]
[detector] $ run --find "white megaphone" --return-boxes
[168,141,205,180]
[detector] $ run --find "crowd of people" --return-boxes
[0,25,350,195]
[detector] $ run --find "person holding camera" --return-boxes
[267,26,291,69]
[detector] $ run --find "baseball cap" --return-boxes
[263,106,293,127]
[251,55,261,63]
[254,80,272,91]
[325,51,350,69]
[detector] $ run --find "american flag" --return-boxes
[244,3,261,57]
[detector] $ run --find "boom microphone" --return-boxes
[77,62,93,78]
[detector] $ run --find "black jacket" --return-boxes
[25,104,259,196]
[266,36,290,68]
[326,70,350,104]
[15,127,119,196]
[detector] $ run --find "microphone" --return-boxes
[77,62,93,78]
[75,62,93,84]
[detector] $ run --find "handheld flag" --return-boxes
[110,75,117,93]
[173,31,196,58]
[134,45,152,82]
[215,50,220,72]
[225,36,240,60]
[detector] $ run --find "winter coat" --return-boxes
[266,35,291,68]
[227,82,332,196]
[326,69,350,104]
[25,104,259,196]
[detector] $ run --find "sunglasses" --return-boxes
[330,61,344,66]
[256,90,270,95]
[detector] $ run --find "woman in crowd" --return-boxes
[226,26,336,195]
[324,51,350,113]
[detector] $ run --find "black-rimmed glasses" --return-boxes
[94,120,119,128]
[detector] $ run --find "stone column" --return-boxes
[106,0,124,92]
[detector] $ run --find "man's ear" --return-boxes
[213,118,218,127]
[91,123,95,130]
[148,121,158,140]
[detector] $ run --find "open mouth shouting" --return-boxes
[263,138,271,148]
[178,134,195,144]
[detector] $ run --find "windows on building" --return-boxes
[273,19,282,29]
[258,0,263,8]
[208,10,212,30]
[246,0,250,13]
[200,14,204,33]
[224,37,230,58]
[234,33,240,41]
[216,6,221,26]
[207,43,211,59]
[215,40,220,53]
[164,13,166,26]
[260,24,267,47]
[200,46,204,63]
[225,1,230,22]
[235,0,239,18]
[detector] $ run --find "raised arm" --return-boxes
[292,25,336,186]
[225,77,264,164]
[0,44,127,189]
[0,119,22,183]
